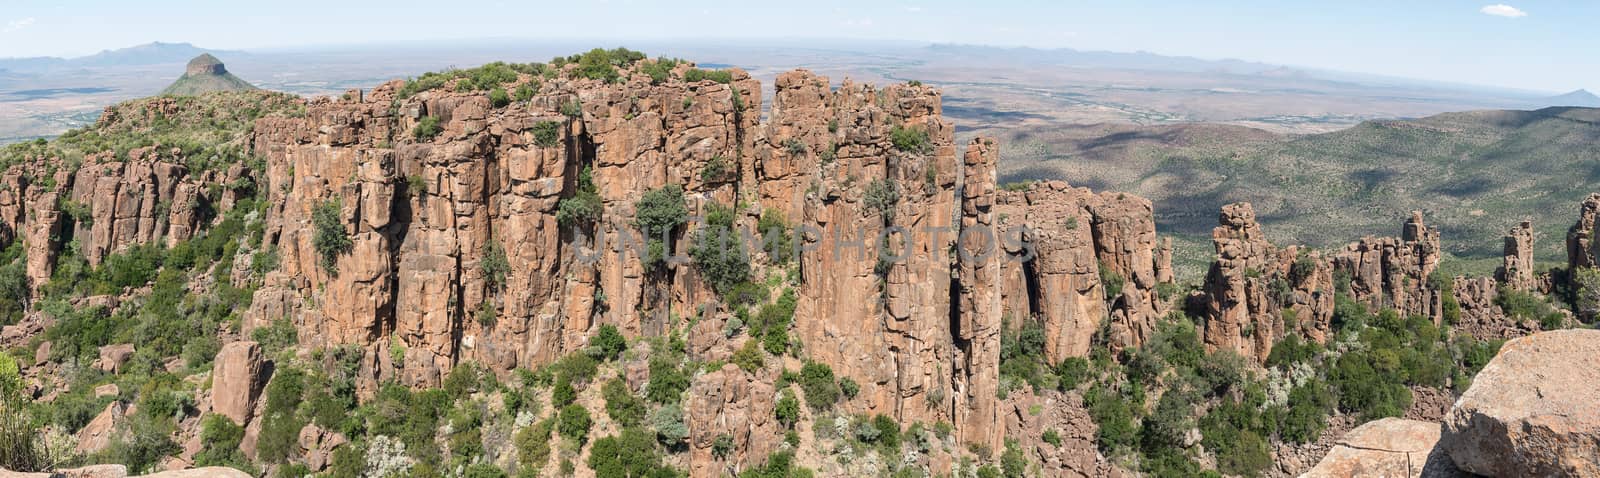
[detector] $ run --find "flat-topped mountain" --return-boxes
[159,53,256,96]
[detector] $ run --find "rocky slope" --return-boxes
[2,51,1595,477]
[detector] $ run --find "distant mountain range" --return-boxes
[0,42,244,72]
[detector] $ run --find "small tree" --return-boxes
[634,185,688,270]
[481,240,510,292]
[591,324,627,361]
[312,200,352,274]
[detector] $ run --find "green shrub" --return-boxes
[733,339,764,373]
[1042,429,1061,447]
[561,99,583,118]
[514,83,538,101]
[552,376,577,408]
[634,184,689,269]
[602,378,645,427]
[1056,357,1091,390]
[194,414,252,471]
[798,362,839,411]
[257,368,307,463]
[757,208,793,264]
[413,115,443,141]
[701,155,732,184]
[690,202,750,293]
[890,125,931,153]
[652,404,690,447]
[588,427,678,478]
[775,389,800,429]
[252,318,299,357]
[557,404,593,443]
[556,166,602,227]
[592,324,627,361]
[481,240,509,292]
[514,418,554,471]
[864,179,900,223]
[839,377,859,399]
[489,87,511,108]
[1099,262,1125,300]
[532,121,561,147]
[646,356,690,404]
[312,199,352,273]
[683,68,734,84]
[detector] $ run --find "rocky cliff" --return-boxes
[6,51,1597,478]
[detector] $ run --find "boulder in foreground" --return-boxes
[1440,329,1600,477]
[1300,417,1463,478]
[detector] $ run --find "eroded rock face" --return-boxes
[1202,203,1333,362]
[683,364,779,477]
[1001,389,1120,478]
[1332,212,1442,323]
[1566,193,1600,271]
[210,341,264,426]
[77,401,125,454]
[1300,418,1463,478]
[994,182,1174,362]
[1440,329,1600,477]
[70,149,206,267]
[953,137,1004,453]
[1498,220,1537,291]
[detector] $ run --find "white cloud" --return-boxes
[840,18,874,28]
[1480,4,1528,18]
[906,6,923,13]
[2,17,35,33]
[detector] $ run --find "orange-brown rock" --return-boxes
[1497,220,1537,290]
[1440,329,1600,477]
[76,401,124,454]
[69,149,205,266]
[1300,418,1463,478]
[1332,212,1443,322]
[683,364,780,477]
[954,137,1004,453]
[210,341,264,426]
[995,181,1173,362]
[1567,193,1600,271]
[1202,203,1332,362]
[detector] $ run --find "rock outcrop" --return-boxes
[1498,220,1537,290]
[1299,418,1462,478]
[1201,203,1332,362]
[1567,193,1600,271]
[210,341,264,426]
[0,466,253,478]
[1332,212,1442,322]
[1439,329,1600,477]
[994,182,1174,362]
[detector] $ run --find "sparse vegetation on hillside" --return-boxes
[994,110,1600,279]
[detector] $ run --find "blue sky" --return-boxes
[2,0,1595,92]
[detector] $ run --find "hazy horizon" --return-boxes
[3,0,1596,94]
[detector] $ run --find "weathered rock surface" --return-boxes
[1567,193,1600,271]
[1202,203,1332,362]
[1332,212,1442,323]
[1439,329,1600,477]
[1300,418,1463,478]
[96,344,134,374]
[1498,220,1537,290]
[210,341,264,425]
[76,401,124,454]
[683,364,779,477]
[1001,389,1120,478]
[994,181,1174,362]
